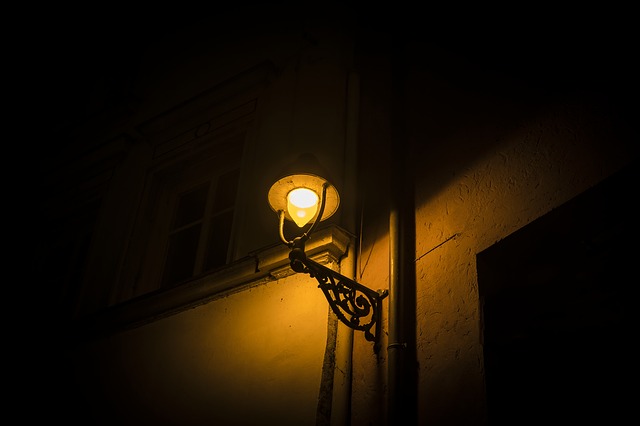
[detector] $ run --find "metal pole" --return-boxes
[388,30,417,425]
[388,201,402,424]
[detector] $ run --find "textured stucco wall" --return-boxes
[409,63,636,424]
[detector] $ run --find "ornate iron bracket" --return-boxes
[289,242,388,345]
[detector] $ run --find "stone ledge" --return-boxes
[72,224,353,341]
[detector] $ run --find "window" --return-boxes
[113,68,270,304]
[160,168,240,288]
[120,131,246,301]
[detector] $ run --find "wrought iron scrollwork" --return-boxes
[287,238,388,346]
[297,253,387,343]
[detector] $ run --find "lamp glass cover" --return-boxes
[287,187,319,227]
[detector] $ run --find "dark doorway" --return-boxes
[477,161,636,425]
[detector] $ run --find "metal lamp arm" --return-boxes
[277,210,291,246]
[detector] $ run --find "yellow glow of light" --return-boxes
[287,188,319,227]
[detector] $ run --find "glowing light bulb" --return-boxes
[287,187,319,227]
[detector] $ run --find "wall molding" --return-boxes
[72,224,352,341]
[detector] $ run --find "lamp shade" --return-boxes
[268,153,340,226]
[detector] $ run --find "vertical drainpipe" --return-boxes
[387,33,403,425]
[330,69,360,426]
[388,32,417,425]
[388,180,402,425]
[387,138,404,425]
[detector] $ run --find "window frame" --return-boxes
[157,162,241,289]
[134,135,245,297]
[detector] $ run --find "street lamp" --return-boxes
[267,153,388,345]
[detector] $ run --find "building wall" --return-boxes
[31,8,637,426]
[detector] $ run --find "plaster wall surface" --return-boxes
[28,8,638,426]
[71,272,330,425]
